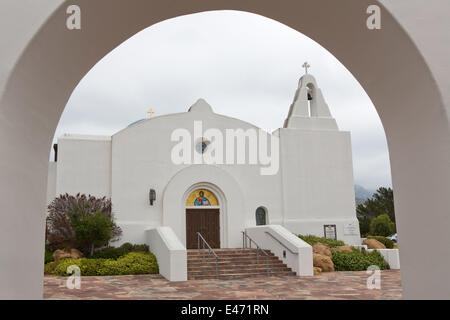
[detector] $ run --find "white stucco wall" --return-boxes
[278,128,360,245]
[111,101,284,247]
[50,97,360,247]
[46,162,57,207]
[56,134,112,198]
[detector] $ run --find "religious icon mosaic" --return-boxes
[186,189,219,206]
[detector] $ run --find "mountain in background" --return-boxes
[355,185,375,205]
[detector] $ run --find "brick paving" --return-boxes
[44,270,402,300]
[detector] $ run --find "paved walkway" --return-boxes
[44,270,402,300]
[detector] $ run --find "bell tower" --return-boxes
[284,65,338,131]
[277,64,360,245]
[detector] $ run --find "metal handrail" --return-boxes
[197,232,219,279]
[264,231,297,254]
[241,231,271,276]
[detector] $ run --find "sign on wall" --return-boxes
[344,222,359,236]
[324,224,337,240]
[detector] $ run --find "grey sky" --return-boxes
[54,10,392,191]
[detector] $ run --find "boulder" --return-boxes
[313,267,322,275]
[363,238,386,249]
[53,248,84,265]
[312,243,331,257]
[313,253,335,272]
[53,249,71,264]
[331,245,353,253]
[70,248,83,259]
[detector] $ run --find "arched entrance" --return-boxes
[185,188,221,249]
[1,0,449,299]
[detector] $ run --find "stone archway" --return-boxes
[1,0,449,299]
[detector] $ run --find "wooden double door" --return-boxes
[186,209,220,249]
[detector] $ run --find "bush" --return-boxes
[370,214,395,237]
[45,250,54,264]
[46,193,122,253]
[51,252,158,276]
[92,243,149,259]
[367,236,394,249]
[131,244,149,252]
[119,242,134,252]
[91,247,127,259]
[298,234,345,248]
[44,262,57,274]
[332,248,390,271]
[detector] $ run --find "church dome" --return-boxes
[127,118,146,127]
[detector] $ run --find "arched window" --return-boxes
[255,207,267,226]
[306,83,314,117]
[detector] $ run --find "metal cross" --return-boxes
[147,108,155,119]
[302,62,310,74]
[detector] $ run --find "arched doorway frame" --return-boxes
[183,182,228,248]
[0,0,449,299]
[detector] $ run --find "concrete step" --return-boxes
[188,266,292,276]
[187,261,287,270]
[187,248,295,280]
[188,271,297,280]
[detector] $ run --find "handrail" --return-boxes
[242,231,271,276]
[264,231,297,254]
[197,232,219,279]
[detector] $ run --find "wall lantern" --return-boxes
[149,189,156,206]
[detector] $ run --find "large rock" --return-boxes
[313,253,335,272]
[363,238,386,249]
[331,245,353,253]
[70,248,84,259]
[53,248,84,265]
[53,249,71,264]
[312,243,331,257]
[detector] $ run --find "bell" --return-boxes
[307,93,313,101]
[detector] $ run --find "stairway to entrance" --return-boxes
[187,248,296,280]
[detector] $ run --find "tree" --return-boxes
[68,206,117,256]
[369,214,396,237]
[357,214,371,238]
[357,187,395,221]
[46,193,121,251]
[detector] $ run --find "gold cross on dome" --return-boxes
[302,62,310,74]
[147,108,155,119]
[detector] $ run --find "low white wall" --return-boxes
[367,249,401,270]
[146,226,187,281]
[245,225,313,276]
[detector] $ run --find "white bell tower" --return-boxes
[284,65,338,131]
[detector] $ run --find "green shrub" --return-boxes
[367,236,394,249]
[332,248,390,271]
[91,247,127,259]
[51,252,158,276]
[92,243,149,259]
[119,242,134,252]
[298,234,345,248]
[369,214,395,237]
[44,262,57,274]
[131,244,149,252]
[45,250,54,264]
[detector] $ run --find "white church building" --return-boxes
[47,72,360,261]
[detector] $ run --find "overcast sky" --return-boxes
[54,10,392,191]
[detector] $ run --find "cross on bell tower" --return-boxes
[302,62,310,75]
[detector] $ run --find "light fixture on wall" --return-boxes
[149,189,156,205]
